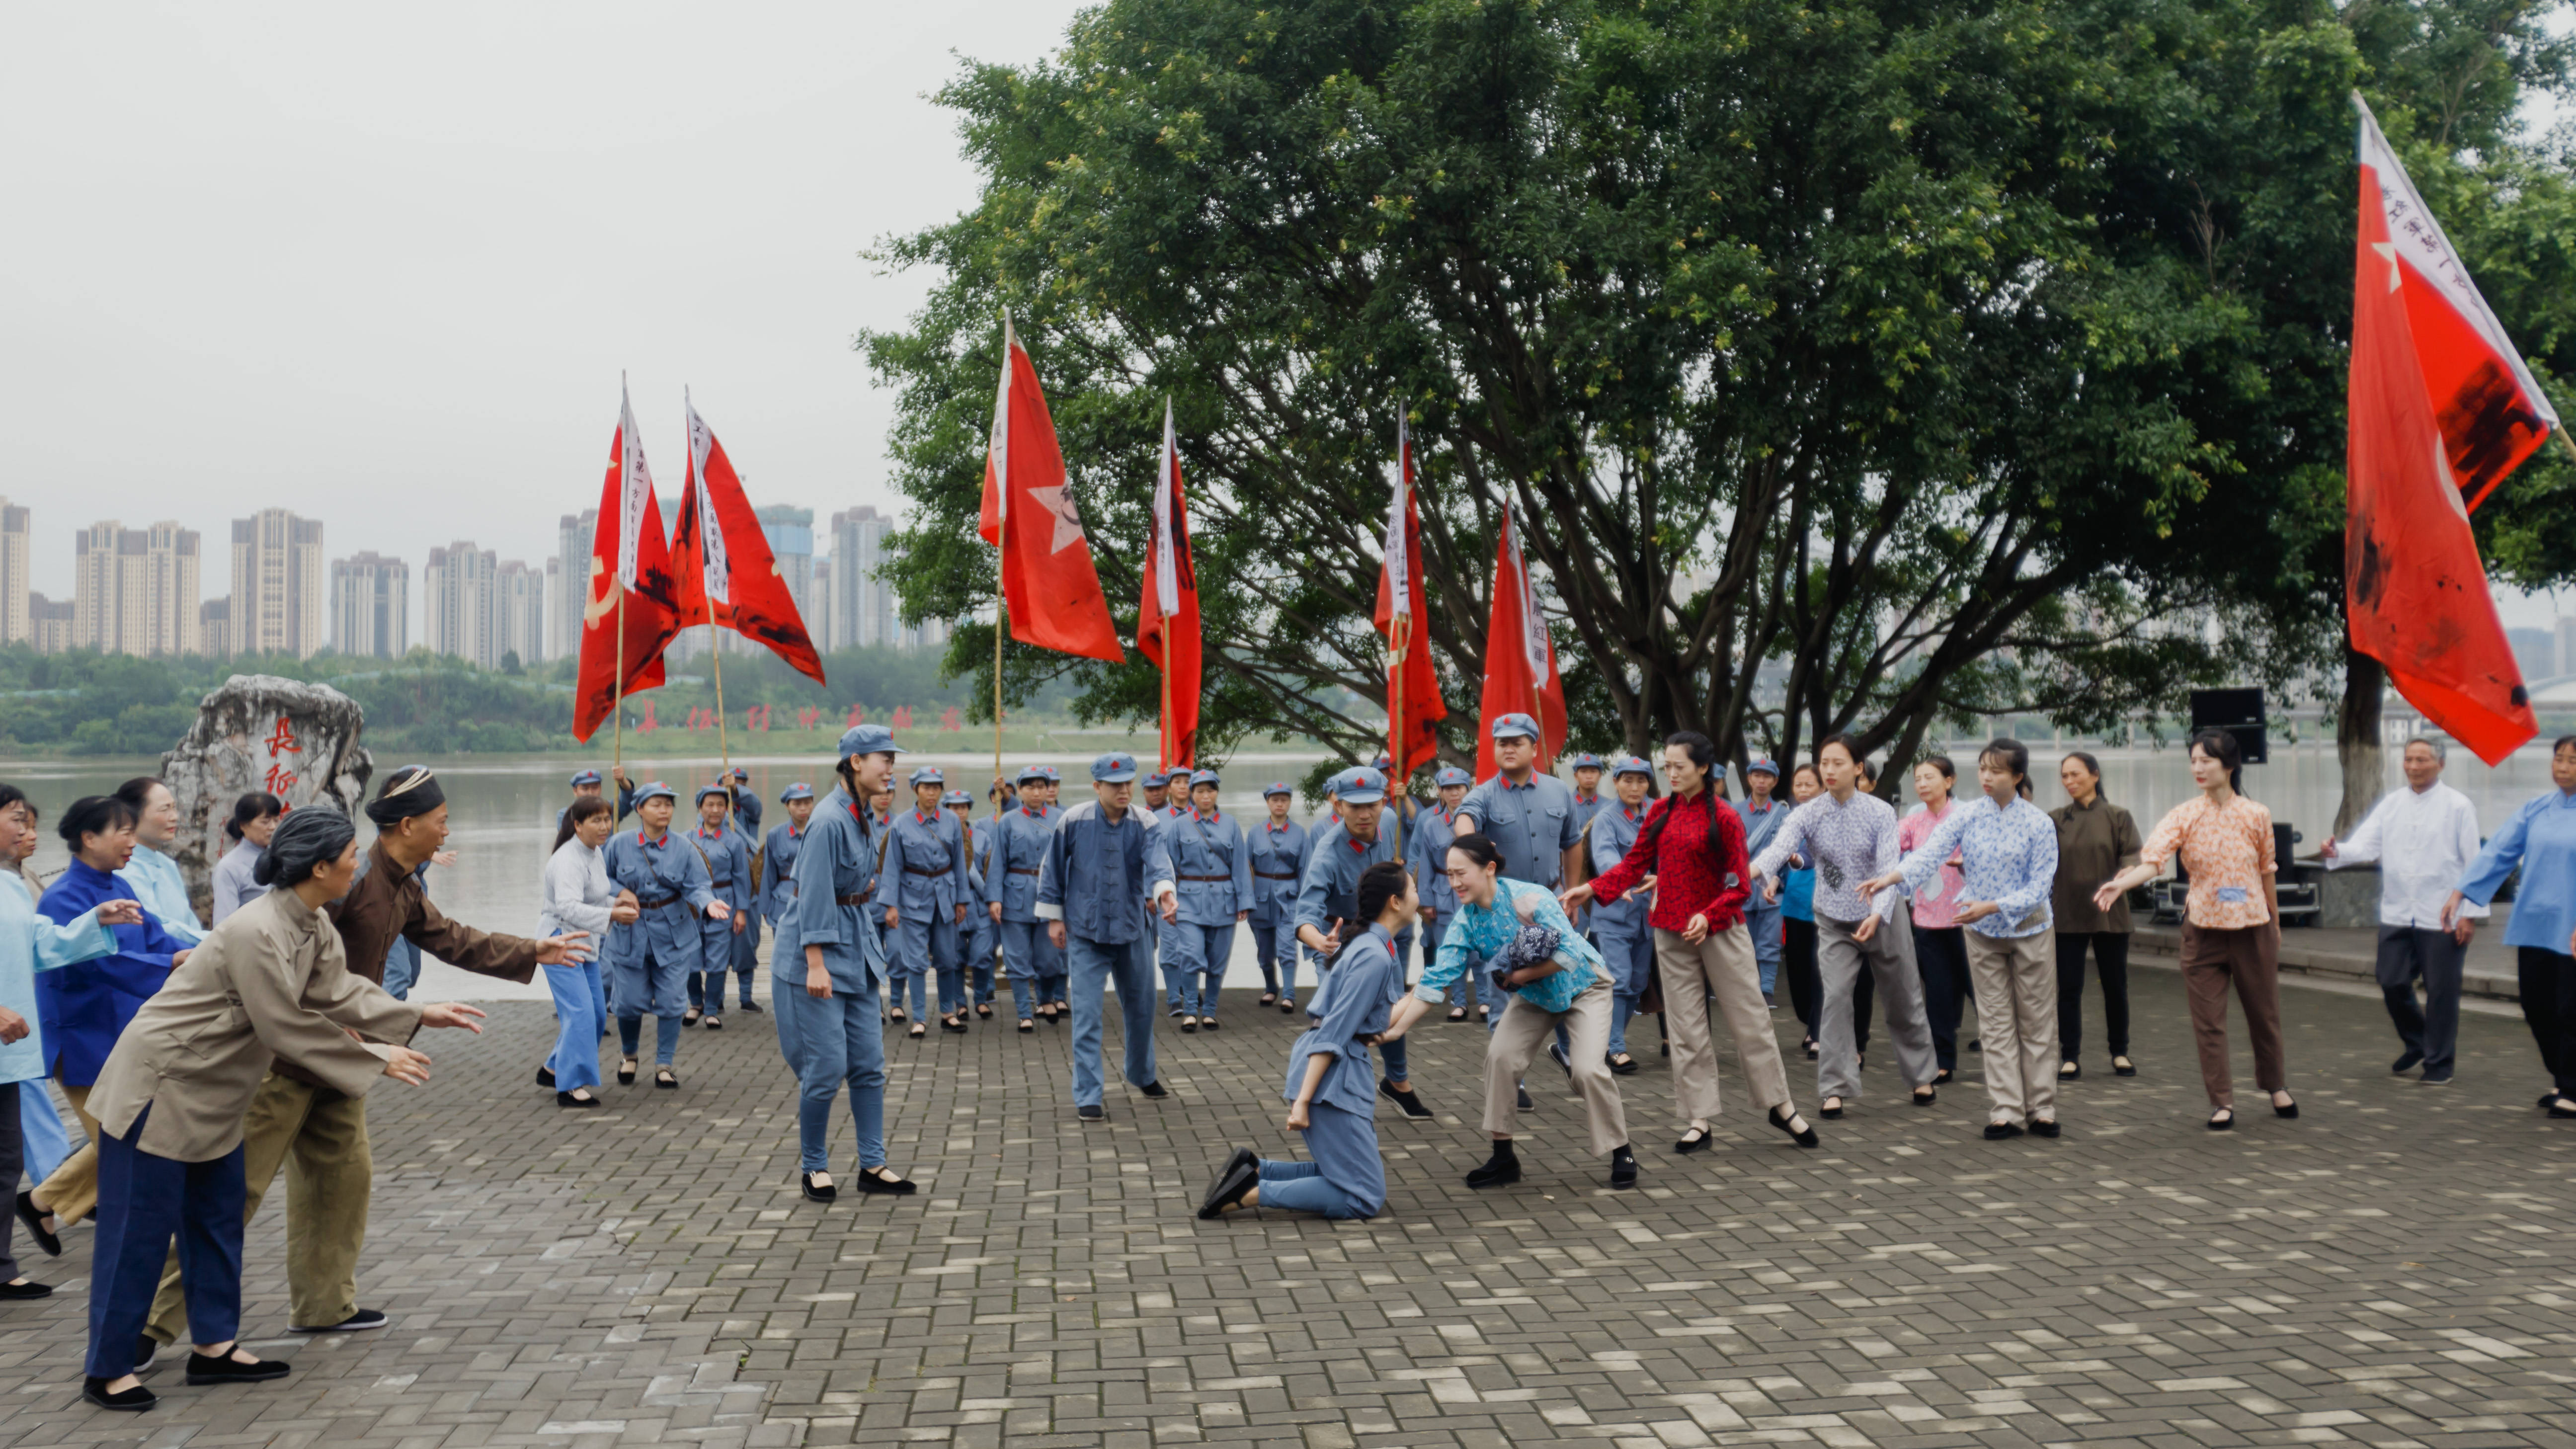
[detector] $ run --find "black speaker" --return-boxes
[2188,687,2268,766]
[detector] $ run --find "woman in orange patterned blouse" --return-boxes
[2091,729,2298,1130]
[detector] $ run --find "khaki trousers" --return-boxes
[1654,923,1790,1125]
[1964,930,2058,1125]
[1483,977,1628,1157]
[145,1072,371,1343]
[2180,923,2287,1106]
[32,1078,101,1225]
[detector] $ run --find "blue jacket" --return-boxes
[1295,820,1413,961]
[984,805,1058,921]
[1588,802,1649,940]
[1458,771,1583,888]
[1248,817,1309,917]
[0,872,117,1087]
[1166,809,1254,925]
[1406,805,1462,922]
[883,806,972,919]
[1035,799,1174,945]
[791,788,890,993]
[121,845,206,945]
[35,860,189,1084]
[600,826,716,972]
[2458,787,2576,951]
[685,824,754,949]
[762,821,807,925]
[1285,922,1397,1116]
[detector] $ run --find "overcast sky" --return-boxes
[1,0,1084,604]
[3,2,2567,637]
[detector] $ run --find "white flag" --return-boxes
[686,391,731,605]
[1381,414,1411,619]
[1506,501,1548,676]
[1153,398,1180,617]
[617,378,654,589]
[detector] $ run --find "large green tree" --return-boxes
[864,0,2576,798]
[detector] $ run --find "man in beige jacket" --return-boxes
[78,809,485,1414]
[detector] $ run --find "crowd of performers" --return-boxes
[7,717,2576,1411]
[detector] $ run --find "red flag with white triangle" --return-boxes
[1474,500,1568,781]
[573,380,684,742]
[976,319,1124,662]
[1137,398,1202,769]
[670,393,827,684]
[2345,95,2544,765]
[1372,415,1448,778]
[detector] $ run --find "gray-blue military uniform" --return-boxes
[989,799,1067,1017]
[683,815,755,1017]
[1589,797,1657,1058]
[1294,815,1414,1086]
[781,777,897,1176]
[1458,770,1584,889]
[1247,804,1307,1000]
[1164,800,1253,1019]
[883,801,971,1017]
[601,822,716,1032]
[1407,798,1465,1006]
[953,795,997,1005]
[1037,756,1177,1114]
[763,820,807,930]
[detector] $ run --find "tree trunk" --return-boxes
[2335,646,2385,838]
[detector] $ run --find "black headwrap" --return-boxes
[365,765,447,828]
[255,807,357,888]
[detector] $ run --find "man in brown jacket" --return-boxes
[138,765,588,1355]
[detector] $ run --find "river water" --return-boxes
[3,738,2560,998]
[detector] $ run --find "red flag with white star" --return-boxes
[977,319,1124,662]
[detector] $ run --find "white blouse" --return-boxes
[539,839,618,941]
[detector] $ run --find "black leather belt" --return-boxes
[1179,873,1231,882]
[836,893,870,906]
[635,893,679,910]
[904,865,952,877]
[1254,871,1297,880]
[1009,867,1039,876]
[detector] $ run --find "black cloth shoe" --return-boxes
[0,1278,52,1299]
[682,1007,703,1026]
[1379,1078,1433,1119]
[82,1376,156,1412]
[1465,1145,1522,1189]
[291,1308,387,1333]
[1280,996,1298,1013]
[1912,1086,1937,1107]
[2029,1119,2062,1137]
[1983,1122,2025,1140]
[1819,1099,1844,1120]
[535,1064,556,1088]
[2420,1070,2453,1086]
[655,1067,679,1089]
[1674,1127,1712,1154]
[14,1191,60,1257]
[738,1000,764,1013]
[703,1015,724,1031]
[855,1167,917,1195]
[1768,1105,1820,1148]
[801,1172,837,1203]
[556,1090,602,1109]
[2112,1056,2136,1076]
[1078,1104,1107,1122]
[2272,1096,2299,1119]
[1138,1080,1170,1099]
[1547,1041,1573,1076]
[2393,1049,2425,1074]
[133,1336,159,1374]
[185,1351,291,1385]
[1199,1148,1259,1219]
[2057,1061,2081,1081]
[1609,1147,1639,1190]
[1607,1052,1640,1076]
[1515,1086,1533,1111]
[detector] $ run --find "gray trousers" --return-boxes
[1815,913,1937,1099]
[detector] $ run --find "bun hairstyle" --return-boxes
[1977,737,2030,790]
[254,807,356,888]
[1356,860,1411,926]
[225,791,284,843]
[1447,832,1505,875]
[58,795,138,849]
[112,776,165,811]
[2186,726,2243,774]
[2062,750,2105,799]
[1920,754,1956,782]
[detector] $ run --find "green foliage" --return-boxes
[860,0,2576,778]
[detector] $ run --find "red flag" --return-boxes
[670,394,827,684]
[1474,501,1568,781]
[978,319,1124,662]
[1372,416,1448,777]
[2346,97,2541,765]
[573,382,684,742]
[1136,398,1202,769]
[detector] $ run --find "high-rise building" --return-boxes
[73,519,200,655]
[757,503,816,632]
[424,540,498,668]
[331,552,410,659]
[550,510,594,663]
[497,559,544,667]
[29,593,74,653]
[0,498,28,645]
[829,506,895,648]
[230,509,325,658]
[808,555,833,652]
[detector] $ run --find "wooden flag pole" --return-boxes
[706,584,731,786]
[1389,613,1407,860]
[992,315,1011,798]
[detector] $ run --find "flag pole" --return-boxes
[992,314,1011,797]
[613,375,628,788]
[705,574,731,783]
[1390,614,1407,860]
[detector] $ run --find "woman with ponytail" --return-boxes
[1566,732,1818,1155]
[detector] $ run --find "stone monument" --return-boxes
[162,674,373,909]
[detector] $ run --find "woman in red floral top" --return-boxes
[1565,731,1819,1154]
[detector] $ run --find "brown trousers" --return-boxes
[32,1079,100,1224]
[145,1072,372,1341]
[1483,977,1629,1157]
[2179,922,2287,1106]
[1653,923,1791,1125]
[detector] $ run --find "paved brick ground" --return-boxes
[6,957,2576,1448]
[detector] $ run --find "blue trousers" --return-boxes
[1314,938,1410,1083]
[1747,900,1782,995]
[1000,918,1067,1020]
[773,975,888,1173]
[383,936,420,1000]
[20,1078,72,1183]
[1249,901,1294,992]
[1257,1101,1383,1218]
[964,915,997,1001]
[1599,930,1656,1055]
[895,911,965,1015]
[544,961,608,1091]
[87,1107,243,1376]
[611,944,689,1067]
[688,921,756,1010]
[1162,919,1237,1014]
[1067,933,1157,1109]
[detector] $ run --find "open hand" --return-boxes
[382,1046,433,1085]
[989,902,1002,923]
[416,1002,488,1034]
[432,850,459,869]
[2090,881,2126,913]
[2440,889,2467,930]
[1954,901,2000,924]
[1858,871,1903,896]
[1559,883,1595,914]
[93,899,145,927]
[706,900,733,921]
[537,932,592,965]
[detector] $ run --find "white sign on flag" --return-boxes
[1153,399,1180,615]
[617,379,653,590]
[1508,502,1548,676]
[686,393,730,605]
[1381,415,1411,618]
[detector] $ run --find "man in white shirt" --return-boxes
[2323,737,2484,1085]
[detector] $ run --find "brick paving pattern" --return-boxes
[4,958,2575,1447]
